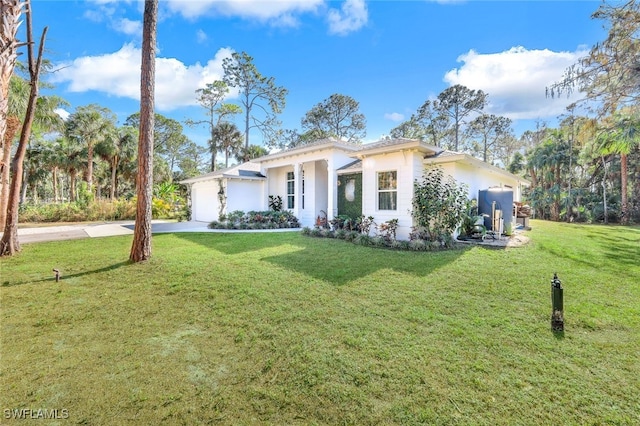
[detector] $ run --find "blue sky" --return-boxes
[30,0,604,149]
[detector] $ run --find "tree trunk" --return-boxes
[620,153,628,225]
[70,169,77,202]
[1,8,47,256]
[19,164,27,203]
[129,0,157,262]
[52,166,58,202]
[0,0,24,230]
[553,166,561,221]
[483,136,488,163]
[244,91,250,149]
[602,156,608,225]
[110,157,118,200]
[86,142,94,191]
[0,116,20,229]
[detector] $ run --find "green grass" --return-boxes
[1,220,639,425]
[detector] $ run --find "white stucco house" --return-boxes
[180,138,529,240]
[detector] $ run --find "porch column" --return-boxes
[327,158,337,220]
[264,166,271,209]
[293,162,301,218]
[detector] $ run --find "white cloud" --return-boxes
[384,112,404,122]
[113,17,142,35]
[327,0,368,36]
[165,0,324,27]
[196,29,208,44]
[49,44,235,111]
[82,2,144,36]
[55,108,70,121]
[443,46,587,120]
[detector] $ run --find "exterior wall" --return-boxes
[226,180,265,213]
[435,161,523,202]
[267,165,294,210]
[361,151,422,240]
[264,161,329,228]
[191,180,220,222]
[260,149,354,228]
[313,160,329,224]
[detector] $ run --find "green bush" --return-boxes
[209,210,300,230]
[412,167,468,242]
[18,199,139,223]
[344,231,359,242]
[409,239,427,251]
[334,229,347,239]
[355,234,372,246]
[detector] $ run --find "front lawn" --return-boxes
[1,220,639,424]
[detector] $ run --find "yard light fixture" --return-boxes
[551,273,564,332]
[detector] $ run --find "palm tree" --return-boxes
[213,122,243,168]
[0,0,23,150]
[598,110,640,224]
[65,104,117,194]
[1,74,29,228]
[235,144,268,163]
[1,1,48,256]
[43,138,67,203]
[96,125,138,200]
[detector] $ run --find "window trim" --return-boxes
[377,170,397,211]
[301,169,305,210]
[286,171,295,209]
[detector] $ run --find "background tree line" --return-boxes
[1,0,638,230]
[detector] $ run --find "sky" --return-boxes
[29,0,606,150]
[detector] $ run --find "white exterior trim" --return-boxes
[183,139,529,235]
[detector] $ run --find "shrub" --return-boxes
[320,228,334,238]
[357,215,376,234]
[378,218,399,242]
[152,198,172,218]
[395,240,412,251]
[409,239,427,251]
[371,236,387,247]
[211,210,300,230]
[412,167,468,242]
[344,231,359,242]
[334,229,347,240]
[355,234,372,246]
[268,195,283,212]
[18,199,138,223]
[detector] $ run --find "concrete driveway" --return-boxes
[8,221,208,244]
[7,220,299,244]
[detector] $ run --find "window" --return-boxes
[378,171,397,210]
[301,170,305,209]
[287,171,295,209]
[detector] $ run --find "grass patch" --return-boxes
[1,220,639,424]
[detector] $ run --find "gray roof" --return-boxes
[336,159,362,172]
[253,137,362,162]
[179,162,264,184]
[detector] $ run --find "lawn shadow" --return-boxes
[538,225,640,279]
[169,231,301,255]
[2,261,130,287]
[260,238,472,285]
[553,330,565,340]
[588,227,640,269]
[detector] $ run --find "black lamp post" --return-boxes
[551,273,564,332]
